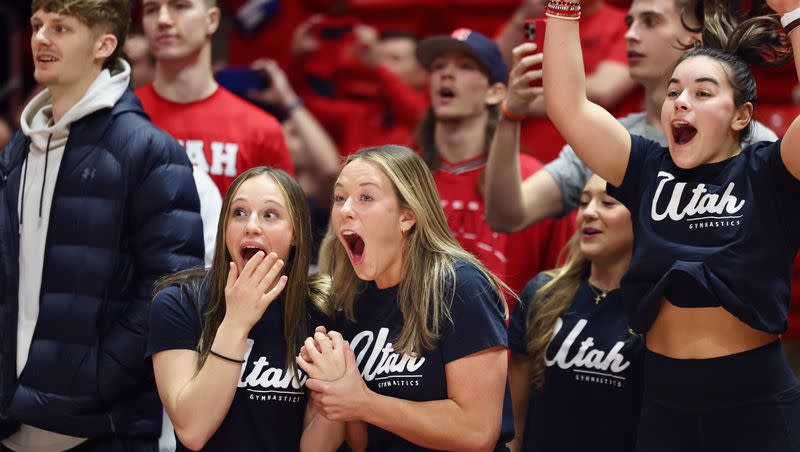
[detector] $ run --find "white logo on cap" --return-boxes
[451,28,472,41]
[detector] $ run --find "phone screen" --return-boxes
[215,67,268,96]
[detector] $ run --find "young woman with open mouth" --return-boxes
[543,0,800,449]
[508,174,642,452]
[147,167,343,451]
[302,145,514,451]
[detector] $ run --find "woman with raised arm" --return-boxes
[147,167,344,451]
[542,0,800,450]
[301,145,514,451]
[508,174,643,452]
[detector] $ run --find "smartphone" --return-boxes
[522,18,546,87]
[215,67,269,96]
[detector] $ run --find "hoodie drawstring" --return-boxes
[19,133,51,226]
[19,148,29,226]
[39,133,52,220]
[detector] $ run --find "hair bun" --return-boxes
[704,0,792,66]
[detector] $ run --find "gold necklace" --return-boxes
[588,284,608,305]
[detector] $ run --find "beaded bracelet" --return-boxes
[545,0,582,20]
[501,100,526,122]
[209,349,246,365]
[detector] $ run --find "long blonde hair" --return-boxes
[525,232,589,389]
[319,145,509,354]
[154,167,331,374]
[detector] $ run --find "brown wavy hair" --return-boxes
[154,167,331,375]
[524,232,588,389]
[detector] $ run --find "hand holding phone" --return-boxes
[522,18,546,87]
[215,67,269,96]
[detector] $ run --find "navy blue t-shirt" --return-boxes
[607,136,800,334]
[147,277,330,451]
[336,261,514,451]
[509,273,644,452]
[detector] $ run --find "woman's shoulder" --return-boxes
[743,137,781,157]
[630,134,669,156]
[521,272,556,300]
[450,259,495,292]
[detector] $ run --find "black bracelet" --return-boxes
[285,97,304,115]
[209,349,245,364]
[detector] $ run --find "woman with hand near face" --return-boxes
[508,175,643,452]
[147,167,343,451]
[303,145,514,451]
[543,0,800,449]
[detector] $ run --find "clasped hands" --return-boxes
[297,326,370,421]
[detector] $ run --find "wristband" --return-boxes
[209,349,245,364]
[501,99,526,121]
[285,97,304,115]
[781,6,800,28]
[786,17,800,35]
[545,1,582,20]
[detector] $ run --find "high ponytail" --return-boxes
[675,0,792,141]
[702,0,791,66]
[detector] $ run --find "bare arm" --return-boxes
[153,253,287,451]
[781,22,800,179]
[362,348,507,451]
[486,120,565,232]
[153,331,244,452]
[285,104,342,205]
[345,421,369,451]
[543,15,630,186]
[250,59,341,202]
[486,43,564,232]
[300,401,345,452]
[507,352,533,452]
[308,346,508,451]
[298,330,347,451]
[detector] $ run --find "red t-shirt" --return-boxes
[136,84,293,196]
[519,4,642,163]
[434,153,575,309]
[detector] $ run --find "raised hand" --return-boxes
[305,344,370,422]
[297,330,347,381]
[291,14,323,58]
[248,59,296,108]
[506,42,545,118]
[352,24,381,68]
[223,251,287,333]
[518,0,547,19]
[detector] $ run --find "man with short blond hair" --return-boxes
[136,0,293,198]
[0,0,204,450]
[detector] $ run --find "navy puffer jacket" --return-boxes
[0,91,204,439]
